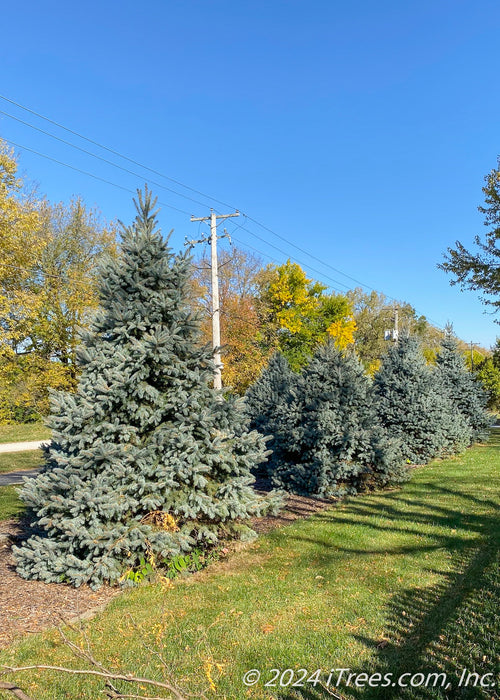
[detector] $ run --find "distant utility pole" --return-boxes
[469,341,480,371]
[189,209,239,390]
[384,306,399,343]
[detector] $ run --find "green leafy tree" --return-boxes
[439,157,500,317]
[374,335,472,464]
[267,341,407,497]
[14,190,274,589]
[0,143,117,422]
[348,288,446,370]
[475,356,500,410]
[257,260,355,370]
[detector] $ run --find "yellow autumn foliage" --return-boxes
[0,139,118,422]
[327,316,357,350]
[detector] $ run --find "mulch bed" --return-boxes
[0,492,335,650]
[0,518,121,650]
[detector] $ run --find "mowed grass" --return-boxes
[0,485,25,521]
[0,450,43,475]
[0,450,42,521]
[0,423,50,443]
[0,432,498,700]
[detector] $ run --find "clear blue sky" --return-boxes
[1,0,499,347]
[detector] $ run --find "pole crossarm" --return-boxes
[190,210,239,223]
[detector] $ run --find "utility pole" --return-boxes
[469,341,479,371]
[384,306,399,343]
[189,209,239,390]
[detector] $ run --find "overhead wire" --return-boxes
[0,93,386,289]
[2,138,193,217]
[0,109,213,211]
[0,95,446,329]
[0,93,233,211]
[228,234,344,294]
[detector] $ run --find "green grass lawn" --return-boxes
[0,450,43,475]
[0,432,498,699]
[0,452,43,520]
[0,485,25,521]
[0,423,50,444]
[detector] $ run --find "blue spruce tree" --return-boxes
[243,352,295,476]
[374,335,472,464]
[14,189,273,589]
[435,336,491,443]
[267,341,407,497]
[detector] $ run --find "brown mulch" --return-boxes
[0,492,335,651]
[251,491,334,533]
[0,520,121,651]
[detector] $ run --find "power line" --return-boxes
[4,132,350,295]
[243,214,378,291]
[0,95,446,329]
[0,93,384,289]
[236,219,352,291]
[0,109,212,211]
[229,234,344,294]
[0,93,234,211]
[3,138,193,217]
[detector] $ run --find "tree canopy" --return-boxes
[0,139,117,420]
[257,260,355,370]
[439,157,500,317]
[14,190,274,589]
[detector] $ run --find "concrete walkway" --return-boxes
[0,440,49,453]
[0,441,48,485]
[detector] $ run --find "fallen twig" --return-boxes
[0,666,186,700]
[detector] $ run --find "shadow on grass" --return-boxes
[278,459,499,699]
[485,427,500,447]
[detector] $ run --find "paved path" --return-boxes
[0,440,49,453]
[0,441,48,486]
[0,469,41,486]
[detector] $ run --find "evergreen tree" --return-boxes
[243,352,295,474]
[435,337,491,442]
[14,190,273,589]
[268,341,407,497]
[374,335,471,464]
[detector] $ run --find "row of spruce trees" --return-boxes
[13,191,490,590]
[244,335,491,497]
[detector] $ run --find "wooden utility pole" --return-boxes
[385,306,399,343]
[469,341,481,371]
[189,209,239,390]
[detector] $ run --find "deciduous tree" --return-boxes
[257,260,355,370]
[439,157,500,317]
[0,140,117,420]
[191,246,269,393]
